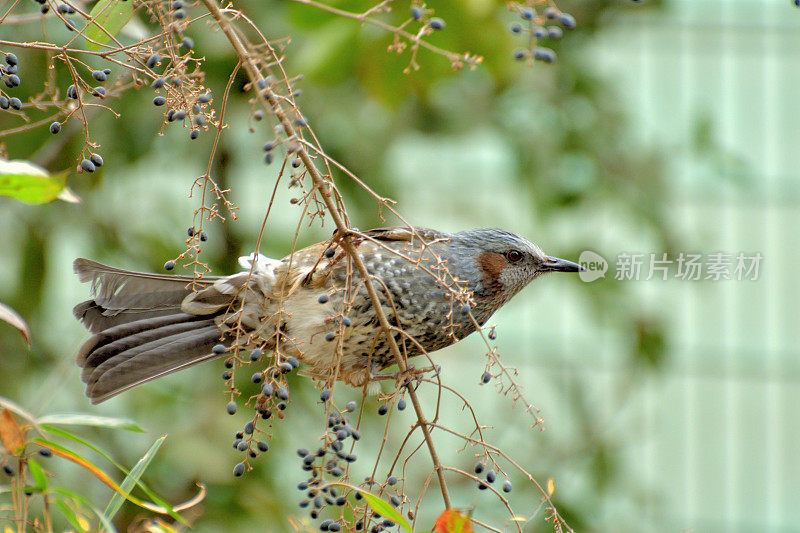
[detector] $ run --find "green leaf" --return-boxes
[34,436,187,526]
[85,0,135,51]
[38,414,144,433]
[0,160,74,204]
[53,487,118,533]
[330,483,413,533]
[104,435,165,521]
[55,499,89,533]
[28,458,48,491]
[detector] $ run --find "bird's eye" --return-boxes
[505,250,523,263]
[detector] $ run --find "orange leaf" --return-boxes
[433,509,474,533]
[0,408,26,455]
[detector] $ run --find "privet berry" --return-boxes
[237,440,248,451]
[377,404,388,416]
[49,122,61,134]
[146,54,161,68]
[324,247,335,258]
[80,159,96,173]
[481,371,492,384]
[182,37,195,49]
[226,400,237,414]
[153,96,166,106]
[428,17,445,30]
[251,372,263,383]
[190,130,199,140]
[233,462,245,477]
[325,332,336,342]
[90,153,104,167]
[0,96,8,109]
[213,344,226,355]
[318,294,329,304]
[486,469,496,483]
[411,6,423,20]
[262,383,273,396]
[92,70,107,81]
[397,399,406,411]
[152,77,165,89]
[560,14,577,29]
[8,97,21,110]
[200,231,208,241]
[503,479,513,492]
[250,348,262,361]
[474,462,484,474]
[387,475,397,485]
[164,260,175,270]
[320,389,331,401]
[197,92,212,103]
[244,421,254,434]
[257,441,269,452]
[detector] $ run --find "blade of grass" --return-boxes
[38,414,144,433]
[55,499,89,533]
[104,435,165,521]
[28,458,48,491]
[32,437,187,525]
[53,487,118,533]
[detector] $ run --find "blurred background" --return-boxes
[1,0,798,531]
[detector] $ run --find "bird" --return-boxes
[73,227,583,404]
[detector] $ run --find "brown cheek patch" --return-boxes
[477,251,506,293]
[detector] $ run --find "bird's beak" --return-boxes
[541,256,585,273]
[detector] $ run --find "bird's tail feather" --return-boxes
[73,259,228,404]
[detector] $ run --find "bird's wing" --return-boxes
[360,226,448,243]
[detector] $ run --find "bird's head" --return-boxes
[450,228,583,309]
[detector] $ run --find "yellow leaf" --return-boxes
[0,408,26,455]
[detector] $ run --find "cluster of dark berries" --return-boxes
[79,153,104,173]
[474,461,512,493]
[49,2,81,30]
[1,53,21,89]
[169,0,187,20]
[0,53,23,111]
[509,3,577,63]
[408,5,445,31]
[230,420,270,477]
[294,409,361,524]
[146,48,212,140]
